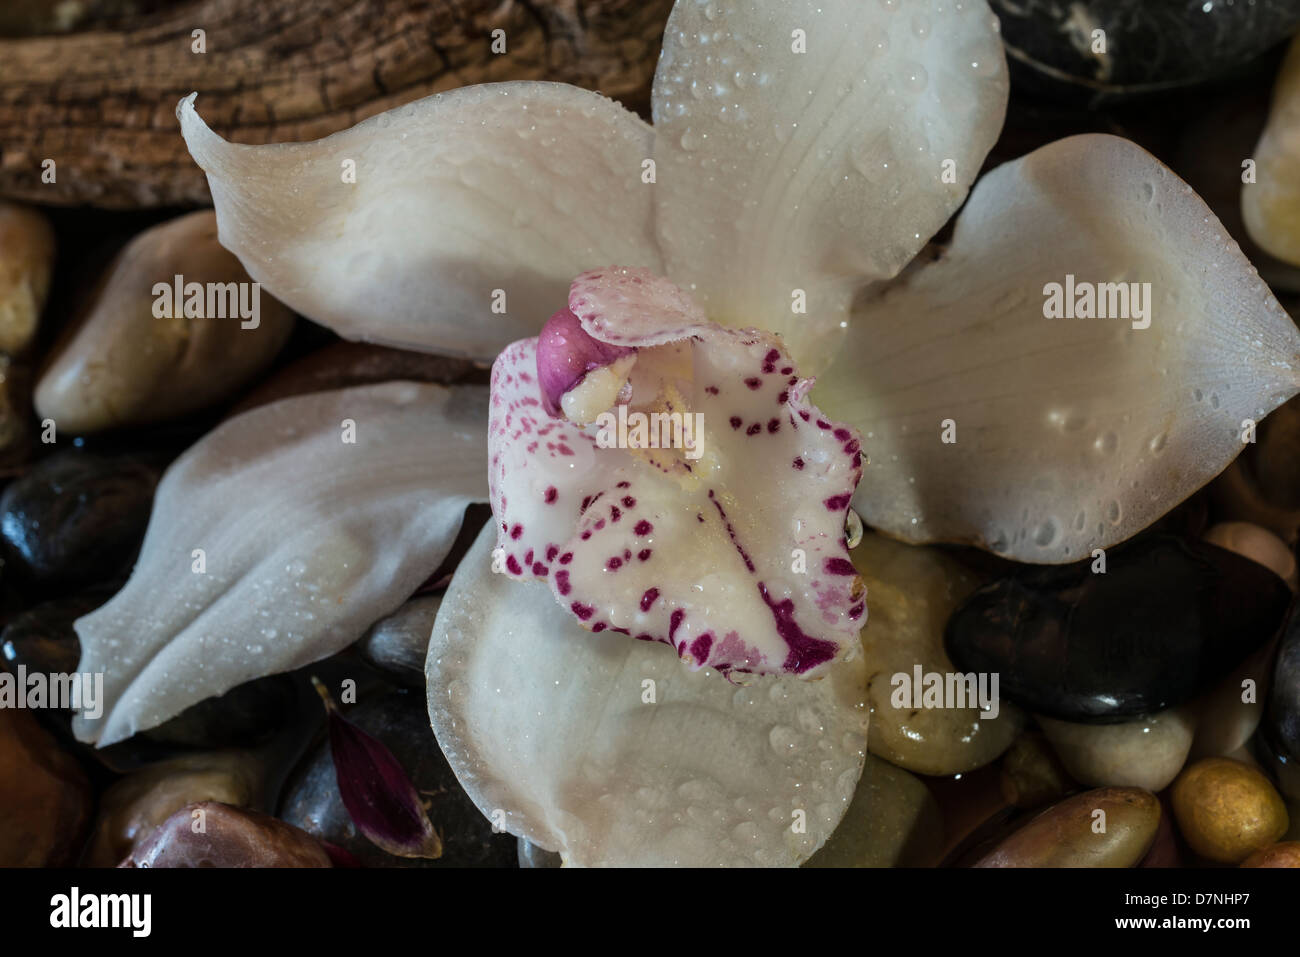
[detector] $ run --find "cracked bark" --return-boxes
[0,0,673,208]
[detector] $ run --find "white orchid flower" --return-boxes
[71,0,1300,867]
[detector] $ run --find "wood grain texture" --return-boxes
[0,0,673,208]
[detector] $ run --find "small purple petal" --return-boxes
[536,307,634,416]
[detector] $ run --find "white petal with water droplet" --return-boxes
[650,0,1008,371]
[426,524,869,866]
[74,382,487,746]
[817,134,1300,562]
[178,85,661,361]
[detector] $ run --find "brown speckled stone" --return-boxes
[1171,757,1289,864]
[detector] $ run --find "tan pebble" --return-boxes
[806,754,942,867]
[1240,841,1300,867]
[973,787,1161,868]
[35,210,294,432]
[1039,707,1195,792]
[852,533,1022,776]
[0,201,55,354]
[1204,521,1297,590]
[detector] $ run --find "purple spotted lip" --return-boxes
[489,266,866,679]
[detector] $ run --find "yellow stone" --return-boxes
[1171,757,1289,864]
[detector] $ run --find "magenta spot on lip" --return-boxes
[617,481,631,489]
[556,570,571,595]
[510,524,523,540]
[535,307,635,416]
[622,496,636,508]
[571,602,594,621]
[638,548,652,561]
[580,495,593,514]
[689,633,714,663]
[634,519,653,536]
[592,622,607,632]
[758,582,838,674]
[746,423,761,436]
[767,418,780,433]
[730,416,742,430]
[744,377,762,390]
[824,557,857,576]
[816,419,831,430]
[544,486,558,504]
[777,391,789,404]
[640,587,659,611]
[533,563,549,576]
[524,549,534,565]
[781,366,793,375]
[546,545,559,562]
[607,556,623,571]
[595,519,606,530]
[799,410,811,421]
[848,602,865,618]
[610,506,622,522]
[825,493,853,510]
[559,552,573,564]
[669,609,685,641]
[580,530,592,540]
[506,555,522,575]
[833,428,852,441]
[792,457,805,470]
[705,386,719,395]
[843,440,860,455]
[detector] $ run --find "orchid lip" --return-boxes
[491,266,867,679]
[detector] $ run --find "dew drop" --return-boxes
[769,725,803,754]
[1106,499,1123,525]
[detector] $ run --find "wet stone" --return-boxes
[517,837,562,868]
[120,802,331,868]
[990,0,1300,102]
[1241,841,1300,867]
[853,533,1023,776]
[1039,708,1197,793]
[806,753,943,868]
[1171,757,1289,864]
[1,585,116,679]
[945,535,1292,722]
[34,210,295,433]
[356,594,442,689]
[0,706,91,866]
[999,730,1075,810]
[0,201,54,355]
[973,787,1161,868]
[85,751,262,867]
[280,687,517,867]
[0,450,160,588]
[1268,603,1300,763]
[231,341,482,415]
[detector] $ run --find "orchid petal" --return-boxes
[74,382,487,746]
[426,523,869,867]
[650,0,1008,371]
[816,134,1300,562]
[490,268,864,677]
[178,85,660,362]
